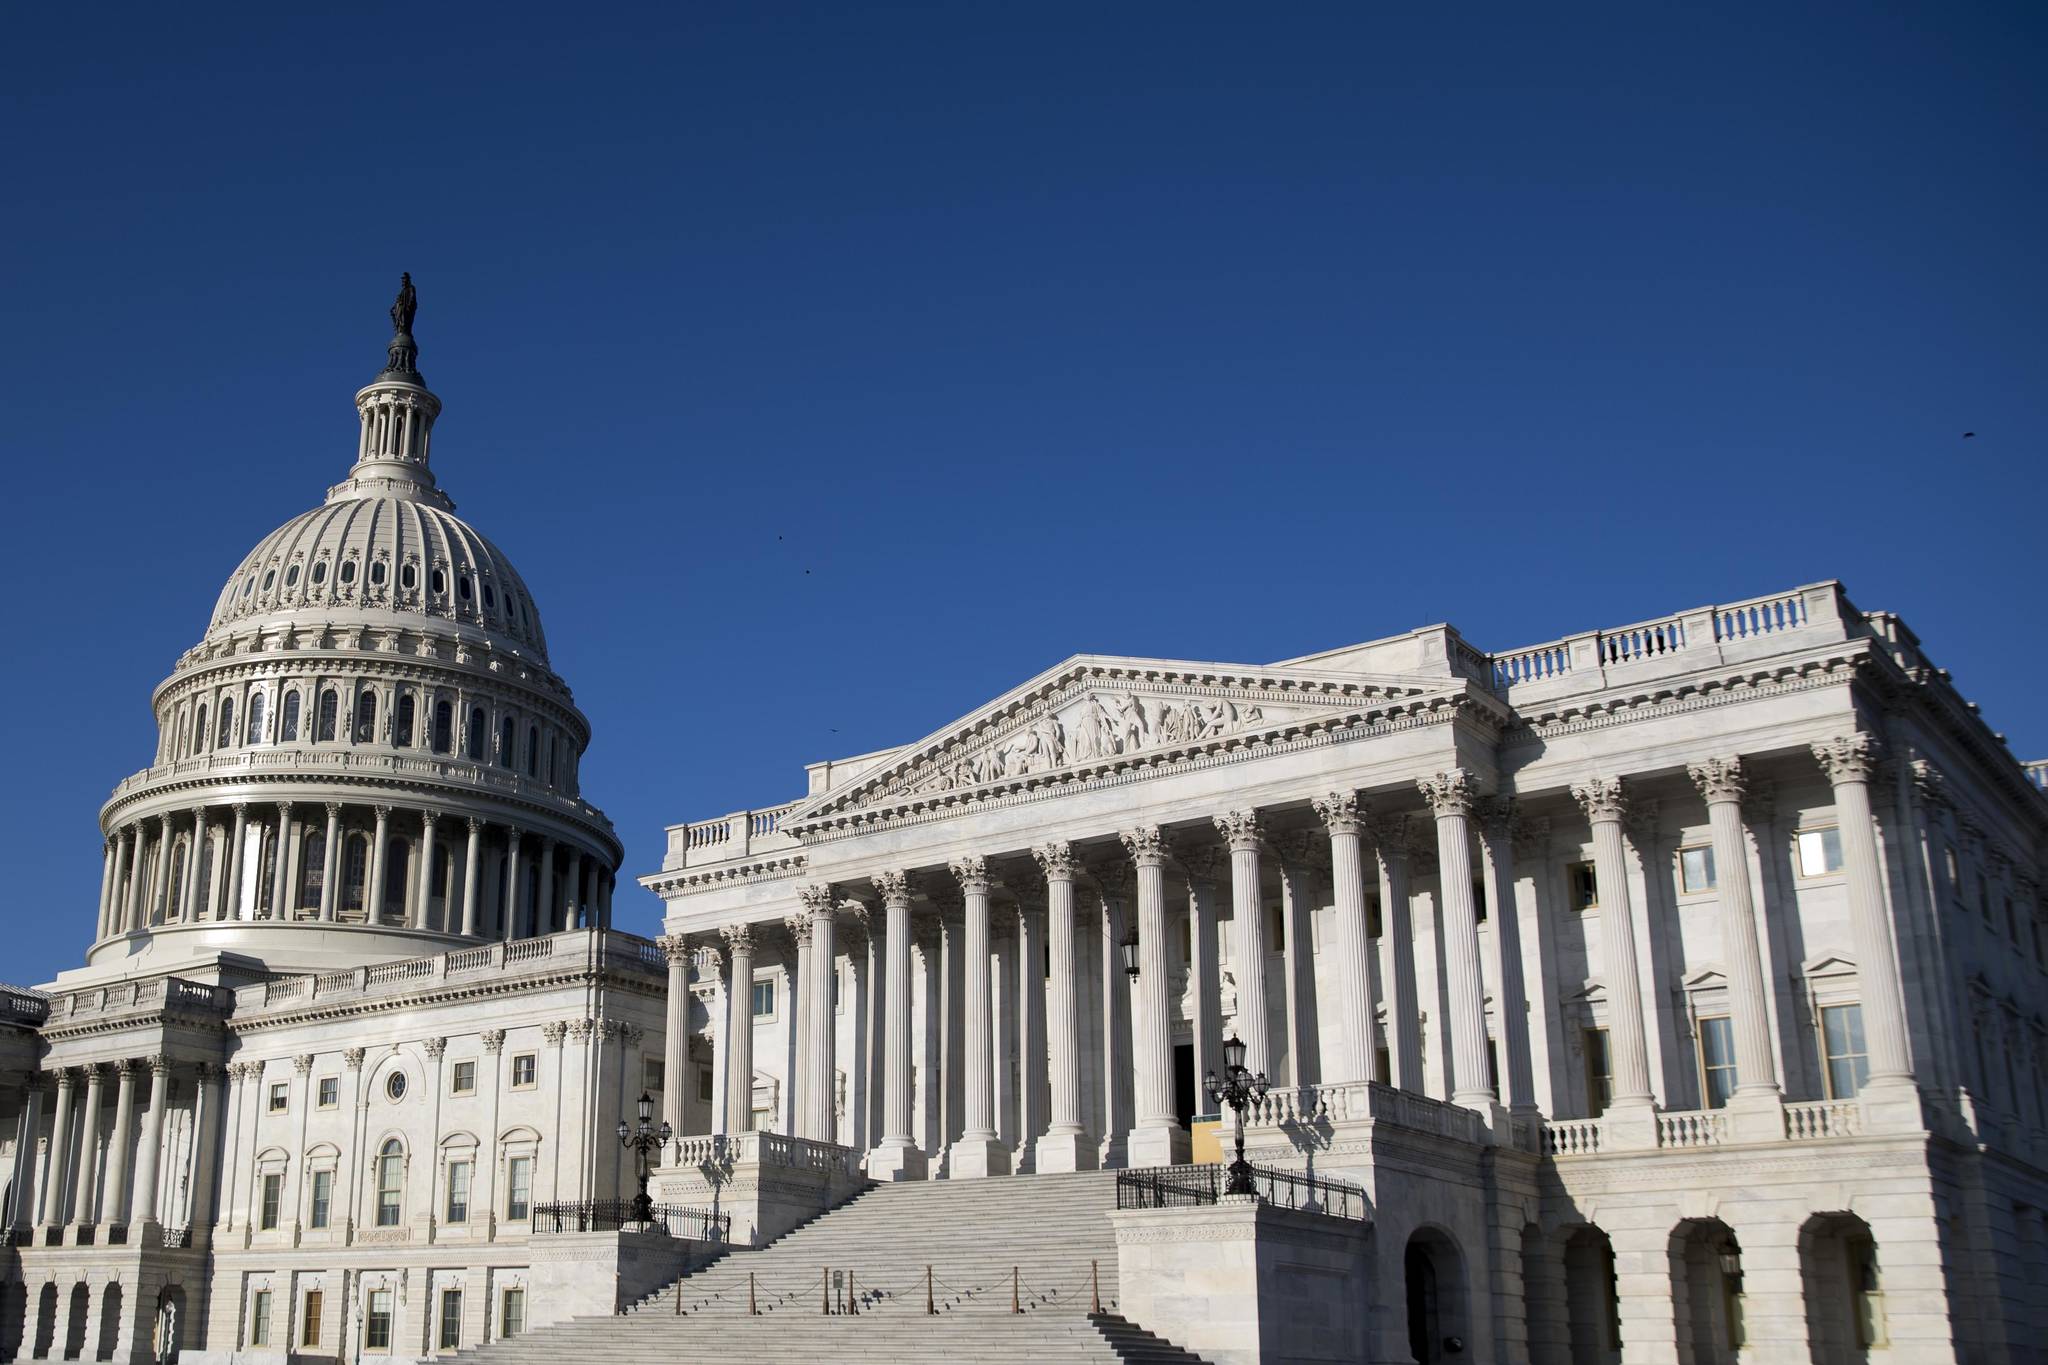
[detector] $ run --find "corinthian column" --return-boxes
[1571,777,1657,1138]
[722,923,758,1136]
[317,803,342,922]
[132,1057,171,1229]
[71,1064,106,1226]
[802,885,842,1142]
[657,935,693,1137]
[1812,736,1921,1126]
[102,1061,139,1230]
[947,859,1008,1176]
[1687,758,1781,1117]
[368,805,392,923]
[1122,828,1188,1164]
[868,872,927,1180]
[181,810,206,922]
[225,803,249,921]
[151,813,174,924]
[1033,843,1094,1172]
[97,838,117,939]
[1313,793,1376,1086]
[1216,810,1272,1079]
[461,818,483,936]
[269,803,292,919]
[42,1069,76,1227]
[413,812,439,930]
[1420,770,1499,1119]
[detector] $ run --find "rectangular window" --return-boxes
[1365,891,1383,940]
[507,1156,532,1221]
[452,1060,476,1095]
[1472,875,1489,925]
[302,1291,323,1347]
[1265,902,1285,951]
[268,1082,289,1113]
[1373,1045,1391,1086]
[751,979,776,1018]
[250,1291,272,1346]
[1485,1038,1500,1096]
[1583,1028,1613,1118]
[317,1076,339,1109]
[1679,845,1717,893]
[643,1057,665,1093]
[1822,1004,1870,1099]
[366,1289,393,1351]
[439,1290,462,1350]
[698,1066,715,1103]
[1796,826,1845,878]
[510,1054,537,1088]
[1697,1015,1737,1109]
[260,1172,282,1230]
[1568,861,1599,912]
[310,1169,333,1229]
[446,1161,471,1224]
[499,1288,526,1340]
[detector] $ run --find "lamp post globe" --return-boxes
[1207,1033,1268,1196]
[618,1092,672,1225]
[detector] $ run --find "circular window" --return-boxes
[483,584,496,609]
[430,567,446,595]
[311,561,327,585]
[340,560,358,585]
[458,576,473,601]
[285,564,300,588]
[385,1072,408,1102]
[370,560,388,586]
[261,569,276,591]
[401,562,417,590]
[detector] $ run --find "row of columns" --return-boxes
[96,805,614,942]
[7,1057,222,1241]
[656,734,1915,1172]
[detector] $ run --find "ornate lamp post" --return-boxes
[1204,1033,1269,1196]
[616,1091,672,1224]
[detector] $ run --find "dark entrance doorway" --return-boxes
[1174,1043,1196,1128]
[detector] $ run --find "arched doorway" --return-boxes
[1403,1227,1468,1363]
[1,1279,27,1362]
[32,1283,58,1359]
[94,1285,122,1362]
[1521,1223,1570,1365]
[152,1287,184,1365]
[62,1284,87,1362]
[1672,1219,1743,1363]
[1564,1225,1622,1365]
[1802,1213,1884,1364]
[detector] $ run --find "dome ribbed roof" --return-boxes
[206,492,550,661]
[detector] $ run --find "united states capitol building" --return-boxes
[3,289,2046,1365]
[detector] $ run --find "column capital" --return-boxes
[372,804,394,821]
[1091,859,1132,899]
[721,921,757,955]
[343,1047,368,1070]
[1031,842,1078,882]
[1174,840,1224,884]
[1214,808,1262,851]
[323,802,343,820]
[1687,756,1748,804]
[1274,831,1320,879]
[146,1054,171,1077]
[1118,827,1168,868]
[53,1066,78,1089]
[423,1037,449,1060]
[504,824,524,842]
[784,913,813,947]
[1418,768,1480,818]
[158,810,174,830]
[949,854,992,894]
[1812,733,1881,783]
[293,1053,314,1075]
[541,1022,568,1048]
[1477,795,1518,843]
[1311,791,1363,836]
[111,1058,137,1078]
[872,869,913,905]
[466,816,484,834]
[421,809,439,828]
[480,1030,507,1055]
[798,882,838,917]
[1571,775,1629,824]
[1909,758,1950,810]
[655,933,694,966]
[231,800,249,816]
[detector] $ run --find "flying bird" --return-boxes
[1963,432,1975,438]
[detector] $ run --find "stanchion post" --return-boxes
[749,1270,757,1317]
[1011,1266,1020,1314]
[925,1265,935,1316]
[823,1267,830,1315]
[1090,1258,1101,1314]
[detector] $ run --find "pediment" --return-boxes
[791,653,1470,826]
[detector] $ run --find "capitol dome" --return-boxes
[75,278,623,983]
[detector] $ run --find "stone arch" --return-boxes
[153,1284,185,1365]
[94,1284,122,1362]
[371,1134,408,1228]
[33,1282,57,1359]
[1402,1225,1468,1364]
[1801,1212,1884,1364]
[63,1283,88,1362]
[1670,1218,1743,1365]
[1563,1224,1622,1365]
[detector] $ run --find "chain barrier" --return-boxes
[639,1256,1116,1319]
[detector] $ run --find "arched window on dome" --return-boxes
[342,834,369,916]
[355,693,378,744]
[376,1139,405,1227]
[431,700,453,755]
[217,698,236,751]
[197,832,215,918]
[300,830,327,910]
[192,704,208,756]
[466,708,487,763]
[498,717,514,770]
[394,693,416,748]
[316,690,338,743]
[166,842,186,922]
[526,726,539,778]
[245,691,267,745]
[383,838,409,922]
[281,690,301,742]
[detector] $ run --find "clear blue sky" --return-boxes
[2,4,2041,987]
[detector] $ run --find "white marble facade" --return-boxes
[646,582,2048,1363]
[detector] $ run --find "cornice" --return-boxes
[1499,652,1864,746]
[643,854,808,901]
[228,962,664,1035]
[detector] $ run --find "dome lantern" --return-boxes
[346,272,448,509]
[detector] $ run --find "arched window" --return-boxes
[431,701,453,754]
[376,1139,404,1227]
[192,704,208,755]
[383,839,409,919]
[343,834,369,913]
[245,691,267,745]
[217,698,236,749]
[526,726,540,778]
[280,690,301,742]
[167,843,186,920]
[300,830,327,909]
[394,693,416,748]
[354,693,377,744]
[466,708,487,762]
[316,690,338,742]
[197,833,215,916]
[498,717,515,770]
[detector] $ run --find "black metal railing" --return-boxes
[1117,1163,1369,1221]
[532,1199,730,1242]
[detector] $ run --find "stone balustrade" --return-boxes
[663,800,804,869]
[1784,1099,1865,1140]
[1246,1080,1488,1147]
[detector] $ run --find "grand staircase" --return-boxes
[456,1171,1206,1363]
